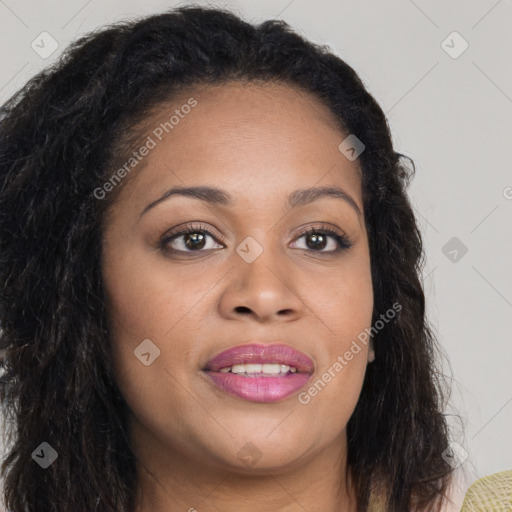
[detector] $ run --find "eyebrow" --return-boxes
[138,185,362,219]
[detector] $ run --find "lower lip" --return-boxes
[204,372,311,402]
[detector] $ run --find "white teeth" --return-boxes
[218,363,298,375]
[231,363,256,374]
[262,363,285,374]
[245,363,263,373]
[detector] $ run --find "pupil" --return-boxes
[185,232,205,250]
[307,233,326,250]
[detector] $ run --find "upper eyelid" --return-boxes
[163,223,345,240]
[162,223,225,242]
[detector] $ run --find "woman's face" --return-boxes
[101,81,373,476]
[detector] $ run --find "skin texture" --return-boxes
[101,81,374,512]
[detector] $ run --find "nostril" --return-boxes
[234,306,251,314]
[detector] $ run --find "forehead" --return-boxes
[108,80,363,216]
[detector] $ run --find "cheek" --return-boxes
[101,242,173,386]
[307,249,374,342]
[102,244,200,345]
[296,252,373,421]
[101,241,220,395]
[300,351,367,441]
[101,246,202,445]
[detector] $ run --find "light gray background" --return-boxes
[1,0,511,502]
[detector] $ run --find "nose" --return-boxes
[218,242,305,324]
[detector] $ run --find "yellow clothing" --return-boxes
[460,470,512,512]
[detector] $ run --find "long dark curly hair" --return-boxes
[0,5,454,511]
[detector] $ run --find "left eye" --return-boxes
[291,228,353,253]
[162,228,223,252]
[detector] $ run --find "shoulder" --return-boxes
[436,469,472,512]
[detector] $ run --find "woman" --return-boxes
[0,5,458,511]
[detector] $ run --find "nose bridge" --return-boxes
[235,232,286,289]
[220,231,303,321]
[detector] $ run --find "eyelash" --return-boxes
[159,222,353,255]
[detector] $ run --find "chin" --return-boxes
[204,430,315,474]
[221,447,312,475]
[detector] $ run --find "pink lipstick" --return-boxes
[203,343,314,403]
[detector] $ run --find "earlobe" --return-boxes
[367,345,375,363]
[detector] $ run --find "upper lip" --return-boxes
[203,343,314,373]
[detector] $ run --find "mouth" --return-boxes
[202,343,314,403]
